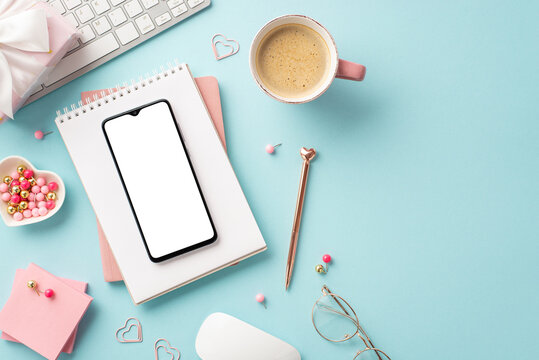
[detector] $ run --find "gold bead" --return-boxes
[17,165,26,175]
[20,190,29,199]
[10,185,20,194]
[3,176,12,185]
[7,206,17,215]
[27,280,37,289]
[19,201,28,210]
[46,192,56,201]
[28,177,36,186]
[315,264,326,274]
[18,176,25,183]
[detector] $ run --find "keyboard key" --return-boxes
[79,25,96,43]
[64,0,82,10]
[92,17,112,35]
[141,0,158,9]
[110,0,125,4]
[171,4,187,17]
[45,33,120,86]
[115,22,139,45]
[108,8,127,26]
[167,0,182,9]
[75,4,95,23]
[124,0,143,17]
[187,0,203,8]
[154,12,171,26]
[90,0,110,15]
[64,13,79,27]
[49,0,66,14]
[135,14,155,34]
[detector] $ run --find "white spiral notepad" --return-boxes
[55,63,266,304]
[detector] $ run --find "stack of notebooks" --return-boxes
[55,63,266,304]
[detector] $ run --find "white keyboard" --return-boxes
[26,0,210,104]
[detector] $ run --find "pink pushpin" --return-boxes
[34,130,53,140]
[265,143,282,154]
[255,293,267,309]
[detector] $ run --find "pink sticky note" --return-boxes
[0,264,93,360]
[1,270,88,354]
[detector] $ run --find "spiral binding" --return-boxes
[56,61,184,124]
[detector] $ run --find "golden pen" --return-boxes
[285,147,316,290]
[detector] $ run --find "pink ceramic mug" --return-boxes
[249,15,366,104]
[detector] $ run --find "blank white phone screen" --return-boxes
[103,101,215,260]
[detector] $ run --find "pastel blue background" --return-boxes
[0,0,538,359]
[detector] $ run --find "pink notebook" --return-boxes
[82,76,227,282]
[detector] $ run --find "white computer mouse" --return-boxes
[195,312,301,360]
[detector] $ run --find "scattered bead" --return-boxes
[13,212,23,221]
[322,254,331,263]
[40,186,49,194]
[23,210,32,218]
[34,130,53,140]
[36,177,46,187]
[265,143,282,154]
[38,207,48,216]
[44,289,54,298]
[255,293,267,309]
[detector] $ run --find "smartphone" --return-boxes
[102,99,217,263]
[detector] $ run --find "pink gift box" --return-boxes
[0,0,79,123]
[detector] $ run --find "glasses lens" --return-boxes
[313,294,358,342]
[353,348,391,360]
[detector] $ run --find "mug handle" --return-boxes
[336,59,366,81]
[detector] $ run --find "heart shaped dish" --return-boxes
[0,156,65,227]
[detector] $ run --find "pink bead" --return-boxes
[20,180,30,190]
[37,201,46,208]
[13,212,23,221]
[48,182,59,191]
[10,180,20,187]
[32,208,40,217]
[0,183,8,192]
[10,194,21,204]
[41,186,49,194]
[36,177,46,186]
[1,193,10,202]
[38,207,48,216]
[23,210,32,218]
[28,193,35,201]
[45,200,56,210]
[10,171,19,180]
[28,201,36,210]
[322,254,331,263]
[23,169,34,179]
[265,144,275,154]
[255,293,265,303]
[35,130,44,139]
[44,289,54,298]
[36,193,45,201]
[32,185,41,194]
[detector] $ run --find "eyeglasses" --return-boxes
[312,285,391,360]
